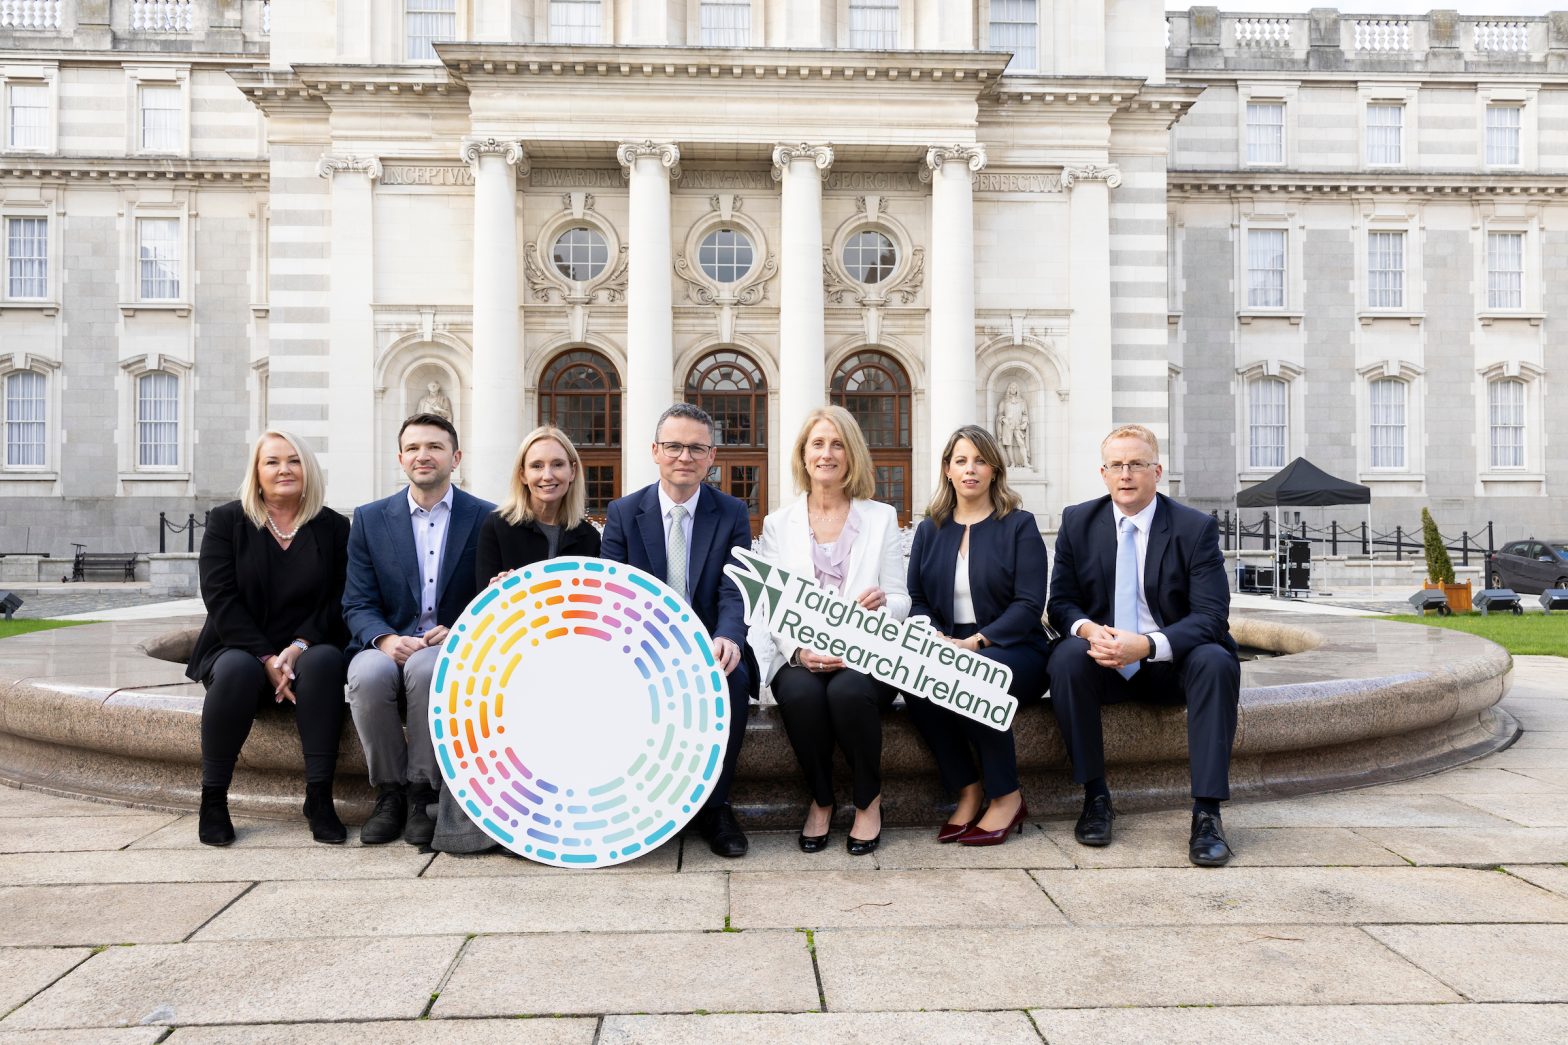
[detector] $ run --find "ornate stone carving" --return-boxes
[522,242,556,303]
[601,245,629,303]
[771,143,835,181]
[920,144,988,182]
[822,246,855,304]
[674,252,777,306]
[1060,163,1123,189]
[460,137,528,173]
[616,140,681,180]
[995,380,1031,469]
[886,247,924,305]
[417,381,454,422]
[563,192,596,212]
[316,154,382,180]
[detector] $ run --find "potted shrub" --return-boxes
[1421,507,1472,613]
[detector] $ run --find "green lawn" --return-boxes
[0,619,92,640]
[1382,613,1568,657]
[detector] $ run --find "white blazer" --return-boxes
[748,494,911,685]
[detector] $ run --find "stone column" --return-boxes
[923,144,987,507]
[462,137,527,505]
[616,140,681,492]
[316,153,380,506]
[1062,163,1120,502]
[771,143,834,453]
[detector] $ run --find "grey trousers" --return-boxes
[345,644,441,788]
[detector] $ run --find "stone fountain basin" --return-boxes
[0,611,1515,826]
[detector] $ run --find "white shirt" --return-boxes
[952,551,977,625]
[1072,498,1172,663]
[657,483,701,582]
[409,486,453,637]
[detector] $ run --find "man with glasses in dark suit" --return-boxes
[600,403,757,857]
[1047,424,1240,866]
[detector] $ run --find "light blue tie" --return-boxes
[1115,516,1141,680]
[667,504,689,600]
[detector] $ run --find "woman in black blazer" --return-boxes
[432,425,600,854]
[188,430,351,846]
[904,425,1052,846]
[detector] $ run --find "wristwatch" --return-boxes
[291,639,311,652]
[1140,634,1155,664]
[789,648,804,668]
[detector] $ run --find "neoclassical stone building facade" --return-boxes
[1,2,1562,555]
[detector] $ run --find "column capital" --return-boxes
[316,154,382,180]
[1060,163,1123,190]
[616,140,681,180]
[920,144,987,182]
[460,137,528,174]
[770,142,834,181]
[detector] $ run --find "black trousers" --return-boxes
[772,664,894,809]
[200,645,347,788]
[708,659,751,808]
[1046,635,1239,800]
[901,624,1050,799]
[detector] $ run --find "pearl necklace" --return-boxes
[265,510,300,542]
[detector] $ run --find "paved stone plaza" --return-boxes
[0,655,1561,1041]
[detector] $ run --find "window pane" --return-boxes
[988,0,1038,73]
[138,218,181,300]
[1486,105,1521,166]
[699,0,750,47]
[6,216,47,299]
[697,228,753,283]
[1248,377,1286,470]
[842,231,898,284]
[1246,229,1286,308]
[139,84,181,151]
[551,227,609,282]
[1488,378,1525,469]
[549,0,602,44]
[1486,231,1524,309]
[6,82,47,149]
[849,0,899,49]
[1367,230,1405,309]
[1369,378,1406,469]
[1366,104,1403,165]
[137,372,179,468]
[406,0,457,60]
[4,370,46,467]
[1245,102,1284,165]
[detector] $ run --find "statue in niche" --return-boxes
[417,381,453,421]
[996,381,1032,469]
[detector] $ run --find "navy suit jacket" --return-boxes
[907,509,1053,658]
[342,485,496,655]
[599,482,750,649]
[1047,493,1235,660]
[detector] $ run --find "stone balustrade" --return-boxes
[0,0,61,30]
[1168,7,1568,70]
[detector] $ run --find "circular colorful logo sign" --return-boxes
[430,557,729,868]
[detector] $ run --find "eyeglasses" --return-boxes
[658,441,714,460]
[1101,460,1157,475]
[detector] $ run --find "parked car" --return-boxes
[1487,538,1568,594]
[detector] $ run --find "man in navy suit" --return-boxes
[1047,424,1240,866]
[601,403,755,857]
[342,413,495,847]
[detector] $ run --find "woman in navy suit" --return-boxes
[188,430,350,847]
[904,425,1052,846]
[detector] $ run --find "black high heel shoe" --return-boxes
[798,830,830,853]
[846,832,880,856]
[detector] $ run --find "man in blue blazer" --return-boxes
[342,413,495,847]
[1047,424,1240,866]
[601,403,756,857]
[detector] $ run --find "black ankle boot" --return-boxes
[198,785,235,847]
[360,782,407,845]
[302,781,347,844]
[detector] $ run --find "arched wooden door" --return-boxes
[686,348,767,533]
[537,348,621,517]
[831,349,913,523]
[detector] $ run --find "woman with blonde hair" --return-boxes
[186,430,352,846]
[903,424,1052,846]
[433,425,600,854]
[750,405,910,855]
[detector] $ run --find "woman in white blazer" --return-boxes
[751,405,910,855]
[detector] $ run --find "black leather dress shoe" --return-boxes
[699,804,749,858]
[404,784,438,847]
[1188,811,1233,867]
[1074,794,1115,847]
[360,783,407,846]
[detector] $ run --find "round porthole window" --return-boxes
[551,227,609,282]
[698,228,755,284]
[841,230,898,284]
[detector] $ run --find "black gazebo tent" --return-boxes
[1236,458,1371,596]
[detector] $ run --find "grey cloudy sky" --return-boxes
[1164,1,1558,14]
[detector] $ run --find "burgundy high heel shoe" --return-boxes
[956,800,1028,846]
[936,819,976,844]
